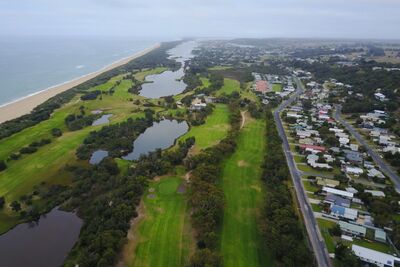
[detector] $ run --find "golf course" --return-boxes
[220,117,269,267]
[123,175,193,267]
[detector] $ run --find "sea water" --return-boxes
[0,36,159,106]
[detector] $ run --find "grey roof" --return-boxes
[339,221,366,235]
[325,194,351,207]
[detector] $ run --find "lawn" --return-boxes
[272,83,282,92]
[177,104,230,152]
[220,118,270,267]
[215,78,240,96]
[123,176,193,267]
[317,218,336,253]
[353,239,394,254]
[303,181,319,193]
[311,203,323,212]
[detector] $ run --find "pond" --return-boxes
[92,114,112,126]
[139,41,197,98]
[0,208,82,267]
[123,119,189,161]
[89,149,109,165]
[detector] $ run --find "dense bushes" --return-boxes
[260,110,314,266]
[0,160,6,172]
[187,101,241,267]
[76,112,154,160]
[65,114,99,131]
[80,90,101,101]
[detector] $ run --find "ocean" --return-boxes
[0,36,159,106]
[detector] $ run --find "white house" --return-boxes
[352,245,399,267]
[374,92,387,101]
[345,166,364,175]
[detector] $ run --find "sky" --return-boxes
[1,0,400,39]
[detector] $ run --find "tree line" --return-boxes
[186,101,241,267]
[260,110,314,266]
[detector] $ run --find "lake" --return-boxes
[89,149,109,165]
[92,114,112,126]
[123,119,189,160]
[139,41,197,98]
[0,208,82,267]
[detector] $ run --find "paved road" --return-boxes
[333,106,400,193]
[273,78,331,267]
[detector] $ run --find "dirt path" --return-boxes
[116,201,146,267]
[240,110,247,129]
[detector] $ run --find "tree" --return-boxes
[0,160,6,171]
[0,197,5,209]
[10,200,21,212]
[335,243,359,266]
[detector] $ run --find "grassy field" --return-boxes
[317,218,336,253]
[272,83,282,92]
[215,78,240,96]
[220,118,269,267]
[123,176,193,267]
[177,104,230,152]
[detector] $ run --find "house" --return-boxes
[191,103,207,110]
[379,136,391,146]
[287,112,302,119]
[324,194,351,208]
[344,150,363,164]
[375,229,387,243]
[374,92,387,101]
[345,166,364,175]
[339,137,350,145]
[322,186,354,199]
[317,177,340,187]
[299,144,326,153]
[367,168,385,179]
[339,221,366,237]
[352,245,400,267]
[365,190,386,197]
[330,205,358,220]
[255,80,269,94]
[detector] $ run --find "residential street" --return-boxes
[273,78,331,267]
[334,106,400,193]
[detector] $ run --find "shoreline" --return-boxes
[0,43,161,124]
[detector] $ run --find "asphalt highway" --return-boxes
[273,79,331,267]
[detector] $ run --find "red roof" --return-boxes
[299,144,326,152]
[255,80,268,93]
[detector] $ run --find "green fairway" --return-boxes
[124,176,193,267]
[220,118,269,267]
[215,78,240,96]
[177,104,230,152]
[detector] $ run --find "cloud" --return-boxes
[0,0,399,39]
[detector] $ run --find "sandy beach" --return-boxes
[0,43,161,124]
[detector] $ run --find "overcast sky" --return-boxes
[1,0,400,39]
